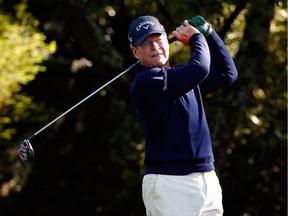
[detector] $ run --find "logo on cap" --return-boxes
[136,21,155,31]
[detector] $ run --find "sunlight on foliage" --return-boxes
[230,4,287,156]
[0,1,56,137]
[220,2,247,57]
[269,7,287,64]
[0,16,51,107]
[0,1,57,197]
[228,7,287,212]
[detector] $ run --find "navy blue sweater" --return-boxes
[130,31,238,175]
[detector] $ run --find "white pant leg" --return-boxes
[202,171,223,216]
[142,171,223,216]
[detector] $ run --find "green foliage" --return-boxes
[208,2,287,215]
[0,0,56,198]
[0,1,56,139]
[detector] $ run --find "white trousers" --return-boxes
[142,171,223,216]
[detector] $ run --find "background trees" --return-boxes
[0,0,286,215]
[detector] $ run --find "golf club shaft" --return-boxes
[27,37,177,140]
[28,60,140,140]
[168,37,177,43]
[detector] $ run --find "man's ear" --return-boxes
[131,46,140,59]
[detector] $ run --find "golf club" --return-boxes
[18,36,177,166]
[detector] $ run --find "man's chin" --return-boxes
[153,59,169,68]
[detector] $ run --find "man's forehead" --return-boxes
[143,33,166,41]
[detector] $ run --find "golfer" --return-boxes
[128,15,238,216]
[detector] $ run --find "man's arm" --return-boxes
[200,30,238,95]
[188,16,238,95]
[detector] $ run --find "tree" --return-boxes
[203,0,287,215]
[0,0,55,200]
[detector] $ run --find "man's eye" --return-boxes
[141,38,165,47]
[142,41,151,47]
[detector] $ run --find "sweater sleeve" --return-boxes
[163,33,211,99]
[200,30,238,95]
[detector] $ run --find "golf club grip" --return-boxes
[168,37,177,44]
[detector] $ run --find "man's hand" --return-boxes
[188,16,213,36]
[172,20,200,45]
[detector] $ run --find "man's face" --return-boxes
[131,34,170,68]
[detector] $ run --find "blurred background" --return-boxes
[0,0,286,215]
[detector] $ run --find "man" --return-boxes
[128,15,238,216]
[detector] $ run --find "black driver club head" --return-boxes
[18,139,34,167]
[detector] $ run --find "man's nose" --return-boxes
[151,41,160,49]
